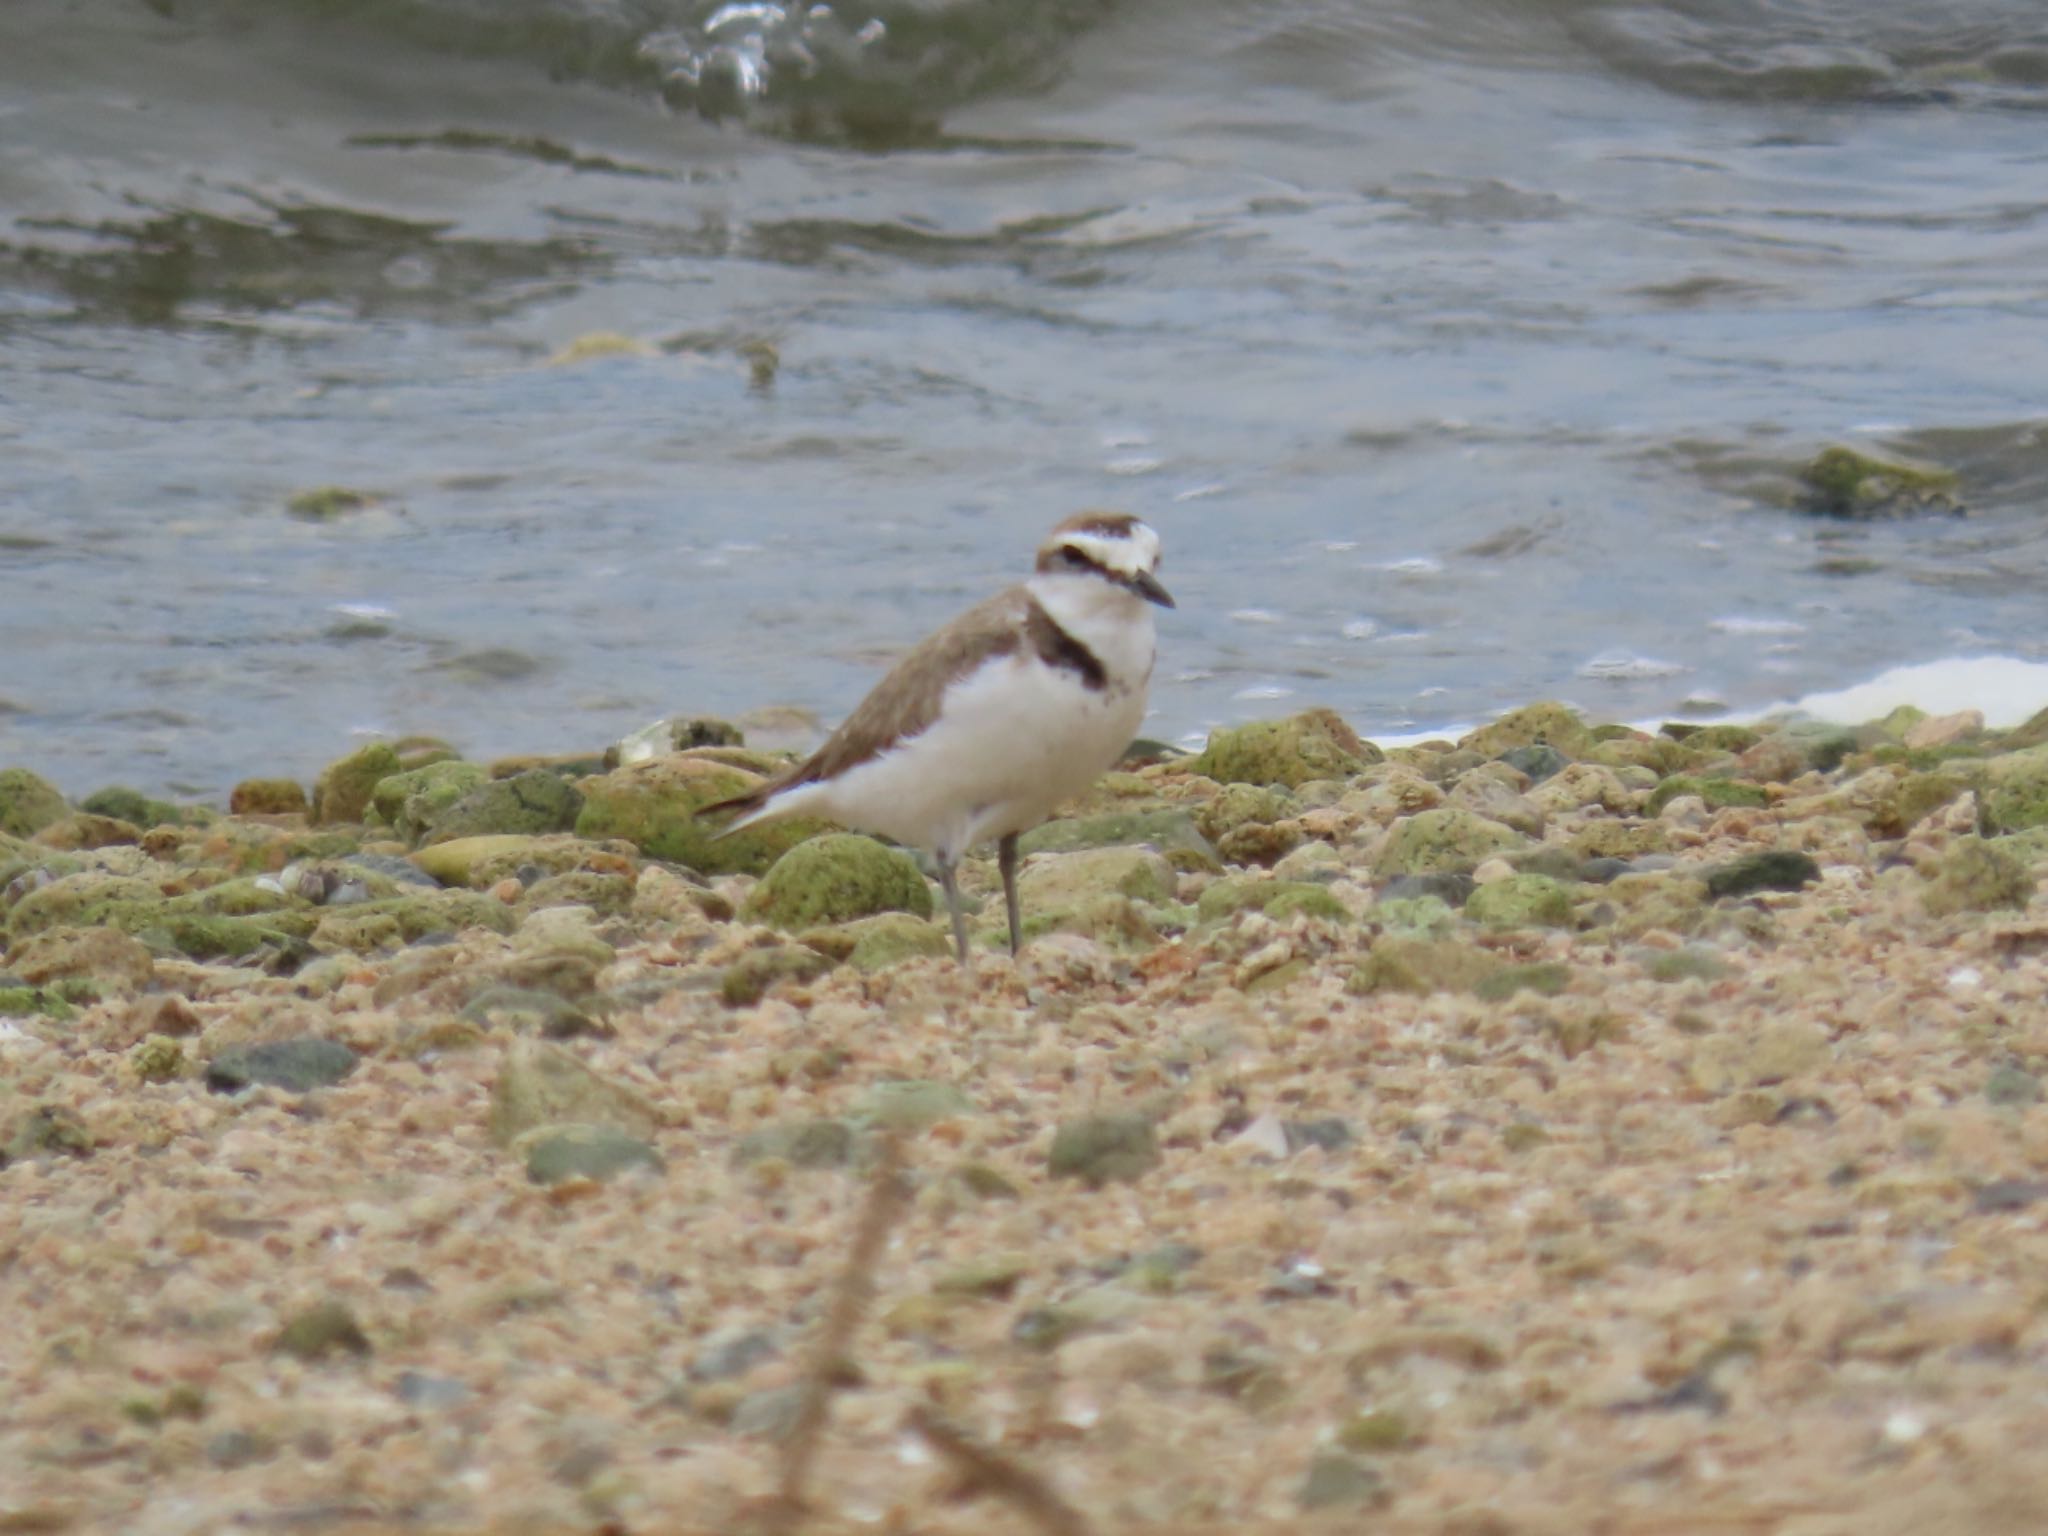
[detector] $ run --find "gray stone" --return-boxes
[523,1123,665,1184]
[1048,1111,1160,1187]
[206,1038,358,1094]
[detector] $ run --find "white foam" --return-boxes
[1776,655,2048,729]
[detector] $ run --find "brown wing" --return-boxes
[703,588,1029,819]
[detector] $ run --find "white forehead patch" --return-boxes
[1062,521,1161,577]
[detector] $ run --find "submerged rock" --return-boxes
[1798,444,1960,518]
[743,834,932,930]
[1048,1111,1160,1187]
[1190,708,1376,788]
[0,768,67,839]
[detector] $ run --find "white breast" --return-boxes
[775,633,1152,862]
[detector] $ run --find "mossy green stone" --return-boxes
[1467,874,1573,928]
[369,760,490,839]
[574,756,822,876]
[275,1299,371,1360]
[743,834,932,930]
[488,1038,660,1146]
[79,786,182,829]
[425,769,584,844]
[842,912,953,971]
[1048,1111,1160,1187]
[0,768,67,839]
[1799,445,1959,517]
[1348,937,1499,997]
[522,1124,665,1185]
[1016,809,1221,873]
[721,945,835,1006]
[732,1117,855,1169]
[312,742,402,825]
[1979,745,2048,835]
[1461,702,1598,762]
[1472,961,1573,1000]
[1646,776,1771,815]
[230,778,311,816]
[1190,708,1376,788]
[1373,808,1529,877]
[1923,837,2032,917]
[0,986,74,1020]
[856,1079,974,1130]
[1197,877,1348,925]
[131,1035,187,1082]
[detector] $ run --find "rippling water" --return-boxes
[2,0,2045,796]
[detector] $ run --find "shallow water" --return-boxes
[2,0,2045,797]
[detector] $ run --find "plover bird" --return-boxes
[707,511,1174,964]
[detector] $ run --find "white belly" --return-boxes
[779,651,1148,861]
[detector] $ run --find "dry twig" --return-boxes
[767,1128,912,1525]
[907,1405,1096,1536]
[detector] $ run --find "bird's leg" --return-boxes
[997,832,1023,957]
[935,855,972,969]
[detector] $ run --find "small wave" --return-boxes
[1709,615,1807,637]
[1578,651,1689,682]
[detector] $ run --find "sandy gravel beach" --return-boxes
[5,700,2048,1536]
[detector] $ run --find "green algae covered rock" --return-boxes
[1018,846,1175,911]
[78,786,183,829]
[312,742,402,825]
[0,768,68,839]
[425,769,584,844]
[488,1037,660,1145]
[1923,837,2032,918]
[1979,745,2048,835]
[1190,708,1377,788]
[1798,445,1960,518]
[722,945,835,1006]
[1373,809,1529,877]
[1347,935,1506,997]
[4,924,154,990]
[842,912,953,971]
[1466,873,1574,929]
[1646,776,1771,816]
[1017,808,1220,873]
[229,778,310,817]
[369,760,490,840]
[521,1123,664,1185]
[1461,702,1598,763]
[1048,1110,1159,1187]
[1196,877,1350,925]
[574,756,822,876]
[743,834,932,930]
